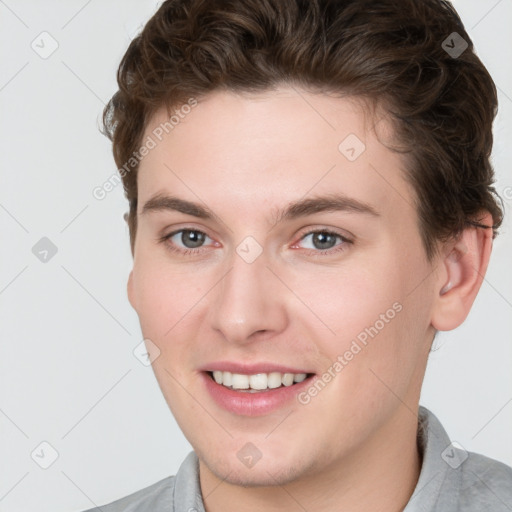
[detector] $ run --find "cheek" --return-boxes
[290,259,405,344]
[134,239,211,310]
[131,259,228,391]
[296,252,429,382]
[131,263,203,412]
[131,259,201,343]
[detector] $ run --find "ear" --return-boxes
[127,270,137,311]
[431,212,494,331]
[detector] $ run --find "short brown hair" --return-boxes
[103,0,503,258]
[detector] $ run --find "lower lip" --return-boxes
[201,372,315,416]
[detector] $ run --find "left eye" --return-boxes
[296,230,347,251]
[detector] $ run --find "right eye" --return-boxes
[159,228,217,255]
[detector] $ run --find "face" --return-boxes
[128,87,438,487]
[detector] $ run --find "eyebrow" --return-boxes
[141,192,380,224]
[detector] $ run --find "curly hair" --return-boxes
[102,0,503,258]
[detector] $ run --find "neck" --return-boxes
[199,407,422,512]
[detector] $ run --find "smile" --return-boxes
[208,370,309,392]
[202,369,317,416]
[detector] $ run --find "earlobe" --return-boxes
[431,213,493,331]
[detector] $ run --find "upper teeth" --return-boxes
[211,371,307,390]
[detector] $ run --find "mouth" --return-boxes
[201,369,317,416]
[205,370,315,393]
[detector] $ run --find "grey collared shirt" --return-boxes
[82,407,512,511]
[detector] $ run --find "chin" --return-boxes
[198,446,312,488]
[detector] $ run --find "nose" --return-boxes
[208,247,289,345]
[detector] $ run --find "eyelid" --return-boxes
[294,226,354,244]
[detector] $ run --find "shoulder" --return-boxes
[459,450,512,510]
[415,407,512,510]
[79,474,176,512]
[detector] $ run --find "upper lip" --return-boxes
[200,361,314,375]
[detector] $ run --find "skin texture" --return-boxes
[127,86,493,512]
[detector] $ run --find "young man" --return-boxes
[85,0,512,510]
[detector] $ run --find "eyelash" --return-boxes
[158,227,353,258]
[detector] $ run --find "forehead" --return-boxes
[137,87,415,225]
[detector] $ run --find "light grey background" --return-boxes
[0,1,511,511]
